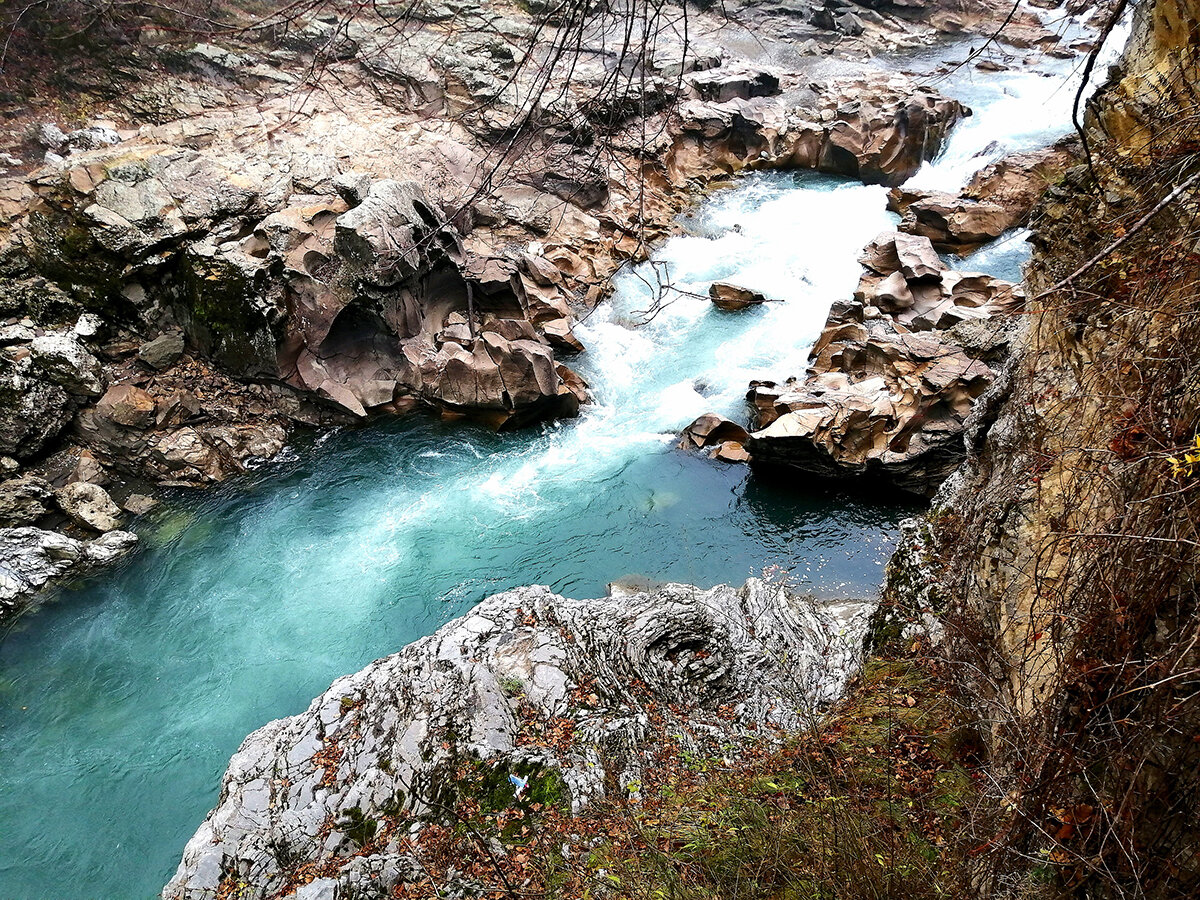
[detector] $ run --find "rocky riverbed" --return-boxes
[0,0,1129,896]
[0,0,1051,616]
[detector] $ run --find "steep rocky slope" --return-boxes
[877,1,1200,895]
[164,579,866,899]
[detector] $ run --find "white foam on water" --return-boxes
[906,8,1133,193]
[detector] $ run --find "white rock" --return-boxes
[55,481,124,532]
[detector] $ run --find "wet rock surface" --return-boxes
[709,282,777,311]
[668,74,965,187]
[165,579,867,900]
[889,141,1078,250]
[0,526,136,616]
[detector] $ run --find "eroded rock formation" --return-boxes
[668,74,965,186]
[746,231,1023,494]
[164,579,866,899]
[888,141,1078,251]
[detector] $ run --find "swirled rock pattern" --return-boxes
[165,579,867,900]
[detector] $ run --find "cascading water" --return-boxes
[0,13,1132,896]
[0,172,912,898]
[905,2,1132,194]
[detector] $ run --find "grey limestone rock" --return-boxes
[165,579,868,899]
[138,332,186,370]
[0,526,137,615]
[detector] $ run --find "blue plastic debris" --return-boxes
[508,773,529,799]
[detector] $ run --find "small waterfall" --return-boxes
[906,4,1133,193]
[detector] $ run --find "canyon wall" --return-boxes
[884,1,1200,894]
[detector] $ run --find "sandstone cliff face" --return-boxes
[885,2,1200,894]
[1090,0,1200,160]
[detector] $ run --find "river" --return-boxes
[0,7,1124,896]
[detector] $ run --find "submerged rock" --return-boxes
[165,580,867,899]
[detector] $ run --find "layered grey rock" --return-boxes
[165,579,868,899]
[0,527,137,615]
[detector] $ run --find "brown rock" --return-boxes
[96,384,157,429]
[122,494,160,516]
[894,233,946,282]
[712,441,751,464]
[68,450,108,486]
[746,332,994,495]
[859,232,902,274]
[900,192,1013,249]
[709,282,775,311]
[681,413,751,449]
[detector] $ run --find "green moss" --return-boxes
[336,806,378,848]
[25,208,127,303]
[473,758,571,816]
[499,675,525,697]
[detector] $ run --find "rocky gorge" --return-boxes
[3,0,1190,898]
[0,0,1006,616]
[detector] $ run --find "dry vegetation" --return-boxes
[258,647,983,900]
[913,28,1200,899]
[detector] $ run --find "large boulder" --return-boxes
[669,74,965,187]
[680,412,751,449]
[165,580,867,899]
[428,333,584,427]
[77,380,291,486]
[138,332,186,370]
[889,144,1077,251]
[0,526,137,617]
[743,228,1022,496]
[891,190,1013,250]
[29,332,103,396]
[747,334,995,495]
[54,481,124,532]
[334,180,464,287]
[0,357,75,460]
[962,141,1078,213]
[854,231,1022,332]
